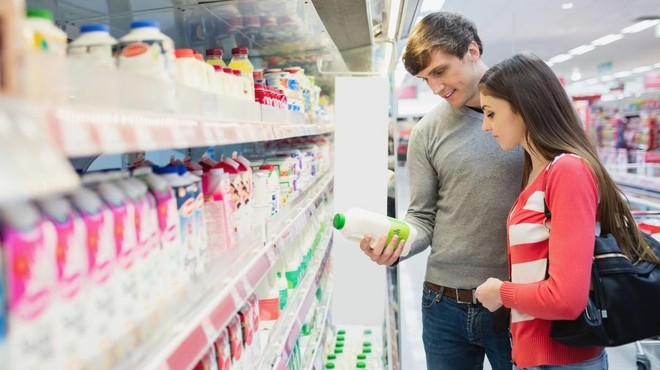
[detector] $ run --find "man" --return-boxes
[360,12,522,370]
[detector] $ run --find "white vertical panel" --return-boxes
[332,77,389,326]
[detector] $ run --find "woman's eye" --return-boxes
[487,112,494,118]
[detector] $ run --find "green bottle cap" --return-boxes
[357,354,367,360]
[334,348,344,354]
[27,8,54,20]
[335,342,345,348]
[333,213,346,230]
[364,329,372,335]
[337,329,346,335]
[363,348,372,354]
[356,362,367,369]
[336,336,345,342]
[363,341,372,347]
[325,363,336,369]
[327,354,337,360]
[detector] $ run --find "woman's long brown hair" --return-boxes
[479,53,659,263]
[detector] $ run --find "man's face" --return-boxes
[415,42,482,109]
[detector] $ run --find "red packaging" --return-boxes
[214,327,232,370]
[238,303,253,347]
[226,315,244,362]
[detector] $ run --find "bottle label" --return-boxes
[386,218,411,246]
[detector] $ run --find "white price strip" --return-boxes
[98,120,126,153]
[56,112,97,156]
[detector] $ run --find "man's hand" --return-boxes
[359,234,406,266]
[475,277,504,312]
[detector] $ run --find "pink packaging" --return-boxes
[201,168,231,254]
[133,167,182,300]
[1,202,58,369]
[38,196,89,367]
[69,186,120,365]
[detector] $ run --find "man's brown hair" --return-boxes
[402,12,483,76]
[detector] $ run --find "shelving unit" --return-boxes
[258,232,333,370]
[300,283,334,370]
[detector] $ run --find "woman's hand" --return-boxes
[475,277,504,312]
[359,234,405,266]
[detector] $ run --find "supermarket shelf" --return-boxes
[626,193,660,210]
[50,105,334,157]
[301,284,334,370]
[0,104,80,203]
[259,232,334,370]
[120,174,334,370]
[610,172,660,196]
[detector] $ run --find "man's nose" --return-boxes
[428,80,445,95]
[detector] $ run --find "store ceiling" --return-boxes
[401,0,660,90]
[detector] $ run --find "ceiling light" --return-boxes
[613,71,632,78]
[632,66,653,73]
[584,78,599,85]
[568,44,596,55]
[654,63,660,69]
[548,53,573,64]
[561,3,574,10]
[571,67,582,81]
[591,34,624,46]
[386,0,404,40]
[600,75,615,82]
[621,20,660,34]
[545,61,555,67]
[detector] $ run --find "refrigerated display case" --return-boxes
[0,0,423,369]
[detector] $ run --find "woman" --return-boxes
[474,53,659,369]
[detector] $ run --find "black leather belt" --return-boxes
[425,281,478,304]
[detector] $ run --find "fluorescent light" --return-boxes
[568,44,596,55]
[548,53,573,64]
[654,63,660,69]
[632,66,653,73]
[600,75,615,81]
[561,2,574,10]
[571,68,582,81]
[386,0,404,39]
[613,71,632,78]
[621,20,660,34]
[591,33,624,46]
[545,61,555,67]
[584,78,599,84]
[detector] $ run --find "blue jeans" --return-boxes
[422,284,512,370]
[513,350,608,369]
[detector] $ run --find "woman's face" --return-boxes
[480,93,527,151]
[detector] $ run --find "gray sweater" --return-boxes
[402,102,523,288]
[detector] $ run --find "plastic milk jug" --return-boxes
[332,208,416,257]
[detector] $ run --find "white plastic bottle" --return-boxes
[68,23,118,68]
[117,20,175,80]
[25,8,67,56]
[333,208,416,257]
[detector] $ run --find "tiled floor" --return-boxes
[394,164,660,370]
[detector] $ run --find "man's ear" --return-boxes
[467,41,480,62]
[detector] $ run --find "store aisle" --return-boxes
[394,163,660,370]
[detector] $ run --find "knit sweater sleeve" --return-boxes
[400,120,436,261]
[500,156,598,320]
